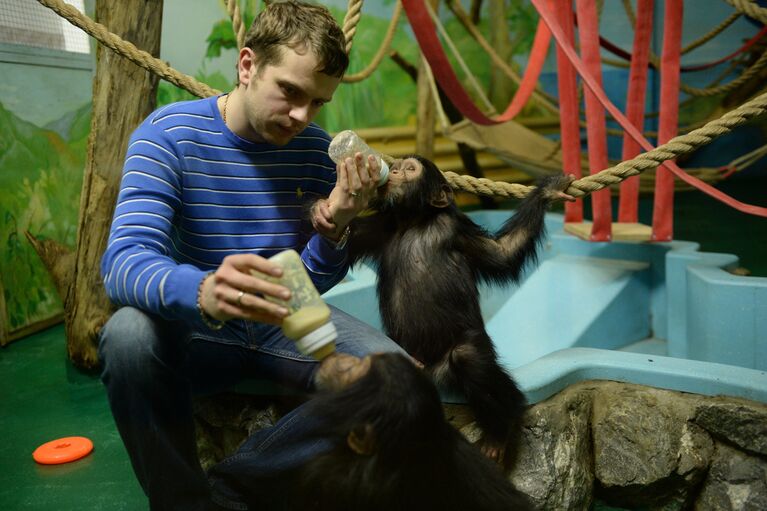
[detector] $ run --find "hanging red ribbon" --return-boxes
[401,0,552,125]
[529,0,767,218]
[651,0,683,241]
[554,0,584,223]
[576,0,612,241]
[618,0,654,223]
[582,22,767,73]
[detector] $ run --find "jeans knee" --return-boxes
[99,307,170,383]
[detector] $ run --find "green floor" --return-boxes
[0,326,146,510]
[0,177,765,511]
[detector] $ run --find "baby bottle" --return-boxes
[252,250,337,360]
[328,130,389,186]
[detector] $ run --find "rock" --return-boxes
[510,385,595,511]
[194,393,278,470]
[694,401,767,456]
[695,442,767,510]
[592,383,713,510]
[191,380,767,509]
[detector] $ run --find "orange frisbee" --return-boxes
[33,436,93,465]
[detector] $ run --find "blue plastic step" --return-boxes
[487,254,652,369]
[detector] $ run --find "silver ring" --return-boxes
[349,191,359,198]
[236,290,245,307]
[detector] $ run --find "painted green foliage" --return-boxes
[0,102,89,331]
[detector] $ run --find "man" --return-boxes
[98,2,402,510]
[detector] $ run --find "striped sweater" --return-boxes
[100,95,347,323]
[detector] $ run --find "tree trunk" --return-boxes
[416,0,440,159]
[30,0,164,368]
[488,0,513,111]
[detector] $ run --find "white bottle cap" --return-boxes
[378,160,390,186]
[296,321,338,356]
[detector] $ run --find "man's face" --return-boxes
[240,46,341,145]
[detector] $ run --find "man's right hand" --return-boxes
[199,254,292,325]
[312,153,380,239]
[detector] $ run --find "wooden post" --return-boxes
[488,0,513,111]
[416,0,440,159]
[28,0,164,368]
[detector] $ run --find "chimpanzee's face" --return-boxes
[378,157,423,202]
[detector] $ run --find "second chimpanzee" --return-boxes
[208,352,533,510]
[343,155,574,465]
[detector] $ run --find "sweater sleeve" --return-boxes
[300,234,350,294]
[100,120,204,323]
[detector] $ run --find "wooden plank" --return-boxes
[565,222,654,242]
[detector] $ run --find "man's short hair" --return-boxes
[243,0,349,78]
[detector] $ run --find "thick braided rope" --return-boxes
[36,0,219,98]
[342,0,364,54]
[344,1,403,83]
[226,0,247,50]
[725,0,767,24]
[443,90,767,198]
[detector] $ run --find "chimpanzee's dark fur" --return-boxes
[347,155,571,465]
[209,353,533,510]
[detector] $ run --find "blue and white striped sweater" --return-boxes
[101,95,348,323]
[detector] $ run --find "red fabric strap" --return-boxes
[584,22,767,73]
[651,0,683,241]
[681,25,767,71]
[401,0,551,125]
[618,0,654,223]
[554,0,584,223]
[576,0,612,240]
[530,0,767,218]
[501,17,552,119]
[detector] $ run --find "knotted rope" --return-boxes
[725,0,767,24]
[36,0,220,98]
[344,1,403,83]
[445,89,767,199]
[226,0,247,50]
[342,0,363,54]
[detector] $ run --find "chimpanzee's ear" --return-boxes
[430,183,454,208]
[347,423,376,456]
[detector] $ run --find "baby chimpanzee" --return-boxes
[208,352,533,510]
[344,156,574,466]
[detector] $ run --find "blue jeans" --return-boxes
[208,403,332,510]
[98,306,403,511]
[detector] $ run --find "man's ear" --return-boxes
[429,183,454,208]
[238,47,257,85]
[347,424,376,456]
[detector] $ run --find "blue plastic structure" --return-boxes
[324,211,767,404]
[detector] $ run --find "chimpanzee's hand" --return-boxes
[198,254,291,325]
[541,173,577,202]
